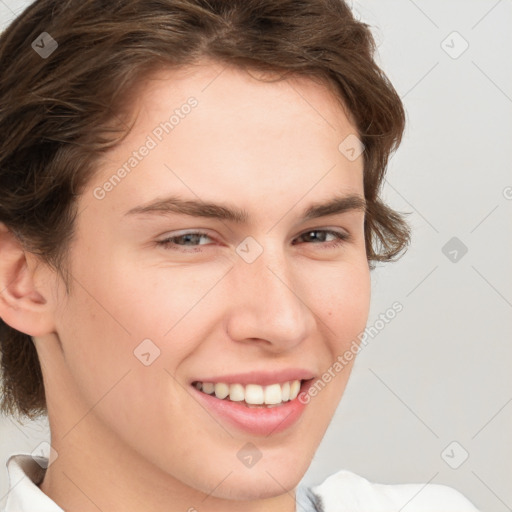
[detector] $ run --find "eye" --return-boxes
[293,229,349,248]
[156,231,214,252]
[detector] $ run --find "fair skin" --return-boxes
[0,61,370,512]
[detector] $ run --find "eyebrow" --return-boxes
[124,193,366,223]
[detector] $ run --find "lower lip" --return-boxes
[191,381,312,436]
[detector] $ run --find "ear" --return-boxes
[0,222,57,336]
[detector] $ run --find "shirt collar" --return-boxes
[3,454,64,511]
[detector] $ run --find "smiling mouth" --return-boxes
[192,379,307,408]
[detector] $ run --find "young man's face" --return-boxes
[36,61,370,505]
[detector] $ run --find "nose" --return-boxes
[224,243,314,352]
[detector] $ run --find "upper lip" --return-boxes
[191,368,316,386]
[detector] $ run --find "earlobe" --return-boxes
[0,222,56,336]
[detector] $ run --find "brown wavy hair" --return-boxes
[0,0,410,419]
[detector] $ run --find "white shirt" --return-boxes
[2,453,480,512]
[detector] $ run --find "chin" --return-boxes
[213,477,298,501]
[207,458,309,501]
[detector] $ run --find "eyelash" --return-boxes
[156,229,350,252]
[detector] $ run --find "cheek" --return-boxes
[311,259,371,342]
[302,259,370,405]
[298,263,370,420]
[62,257,214,342]
[54,256,229,403]
[54,272,195,447]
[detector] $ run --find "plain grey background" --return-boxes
[0,0,511,510]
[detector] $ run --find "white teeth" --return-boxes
[281,381,290,401]
[214,382,229,399]
[264,383,282,405]
[290,380,301,400]
[229,383,245,402]
[245,384,264,405]
[198,379,303,406]
[202,382,215,394]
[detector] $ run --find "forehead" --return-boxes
[85,61,364,222]
[134,61,354,126]
[141,62,355,143]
